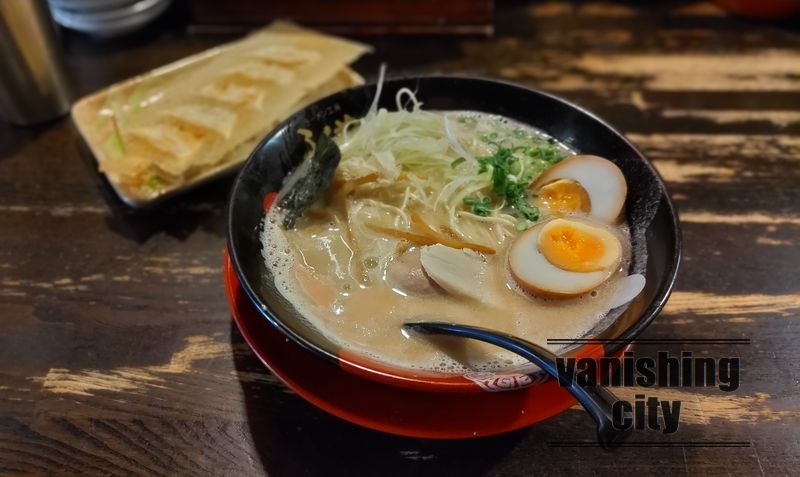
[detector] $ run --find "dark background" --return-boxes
[1,1,798,475]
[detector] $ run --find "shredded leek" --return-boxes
[332,83,569,249]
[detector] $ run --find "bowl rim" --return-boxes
[226,74,682,392]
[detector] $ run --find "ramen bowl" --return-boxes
[227,76,681,394]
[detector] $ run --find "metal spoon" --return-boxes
[403,321,630,446]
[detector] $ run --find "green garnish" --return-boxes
[478,147,537,219]
[513,198,540,221]
[470,146,561,222]
[479,131,500,144]
[512,128,528,139]
[477,148,518,196]
[457,115,477,127]
[140,173,169,197]
[450,157,466,168]
[102,131,125,159]
[524,145,563,164]
[463,196,492,216]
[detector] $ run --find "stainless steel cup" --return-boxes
[0,0,73,126]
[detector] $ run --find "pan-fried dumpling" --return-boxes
[249,44,321,65]
[76,22,371,203]
[199,82,265,109]
[161,104,238,140]
[127,123,203,161]
[220,62,295,86]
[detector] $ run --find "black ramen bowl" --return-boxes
[227,76,681,393]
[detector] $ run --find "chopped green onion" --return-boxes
[475,147,544,222]
[450,157,466,168]
[512,128,528,139]
[464,196,492,216]
[457,115,477,127]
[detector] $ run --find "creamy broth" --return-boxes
[261,110,631,373]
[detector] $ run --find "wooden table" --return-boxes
[2,1,798,475]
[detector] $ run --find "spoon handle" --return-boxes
[405,321,630,446]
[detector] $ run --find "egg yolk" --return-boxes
[537,179,591,216]
[537,219,620,273]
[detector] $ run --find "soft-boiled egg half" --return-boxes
[530,155,627,224]
[508,217,623,298]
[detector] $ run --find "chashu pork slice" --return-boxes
[419,244,488,300]
[386,248,438,296]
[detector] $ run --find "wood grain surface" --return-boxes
[1,1,798,476]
